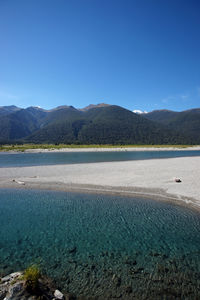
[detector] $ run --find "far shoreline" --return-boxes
[1,144,200,154]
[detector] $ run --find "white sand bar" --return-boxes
[0,156,200,210]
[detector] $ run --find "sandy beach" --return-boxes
[0,155,200,210]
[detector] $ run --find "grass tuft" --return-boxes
[23,264,40,293]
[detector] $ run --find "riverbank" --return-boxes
[0,156,200,210]
[1,144,200,153]
[0,270,70,300]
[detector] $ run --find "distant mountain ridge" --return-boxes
[79,103,110,111]
[0,104,199,145]
[0,105,21,116]
[143,108,200,144]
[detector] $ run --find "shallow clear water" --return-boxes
[0,189,200,299]
[0,150,200,167]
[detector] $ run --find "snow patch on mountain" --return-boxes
[133,109,148,114]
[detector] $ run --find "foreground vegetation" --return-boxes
[0,143,196,152]
[23,265,40,293]
[0,265,66,299]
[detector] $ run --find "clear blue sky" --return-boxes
[0,0,200,112]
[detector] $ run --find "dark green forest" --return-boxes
[0,104,199,145]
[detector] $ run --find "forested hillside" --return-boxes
[143,109,200,144]
[0,104,199,145]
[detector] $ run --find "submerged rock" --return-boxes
[68,247,77,254]
[125,285,133,294]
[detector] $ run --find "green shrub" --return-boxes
[24,265,40,293]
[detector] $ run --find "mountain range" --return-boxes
[0,104,199,145]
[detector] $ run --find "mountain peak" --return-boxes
[80,103,110,111]
[27,106,46,111]
[152,109,173,112]
[51,105,76,111]
[0,105,21,111]
[0,105,21,116]
[133,109,148,114]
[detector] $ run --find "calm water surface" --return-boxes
[0,150,200,167]
[0,189,200,299]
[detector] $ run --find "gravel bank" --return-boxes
[0,156,200,210]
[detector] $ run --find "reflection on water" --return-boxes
[0,189,200,299]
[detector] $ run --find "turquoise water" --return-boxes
[0,189,200,299]
[0,150,200,167]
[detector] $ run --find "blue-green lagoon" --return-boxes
[0,189,200,299]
